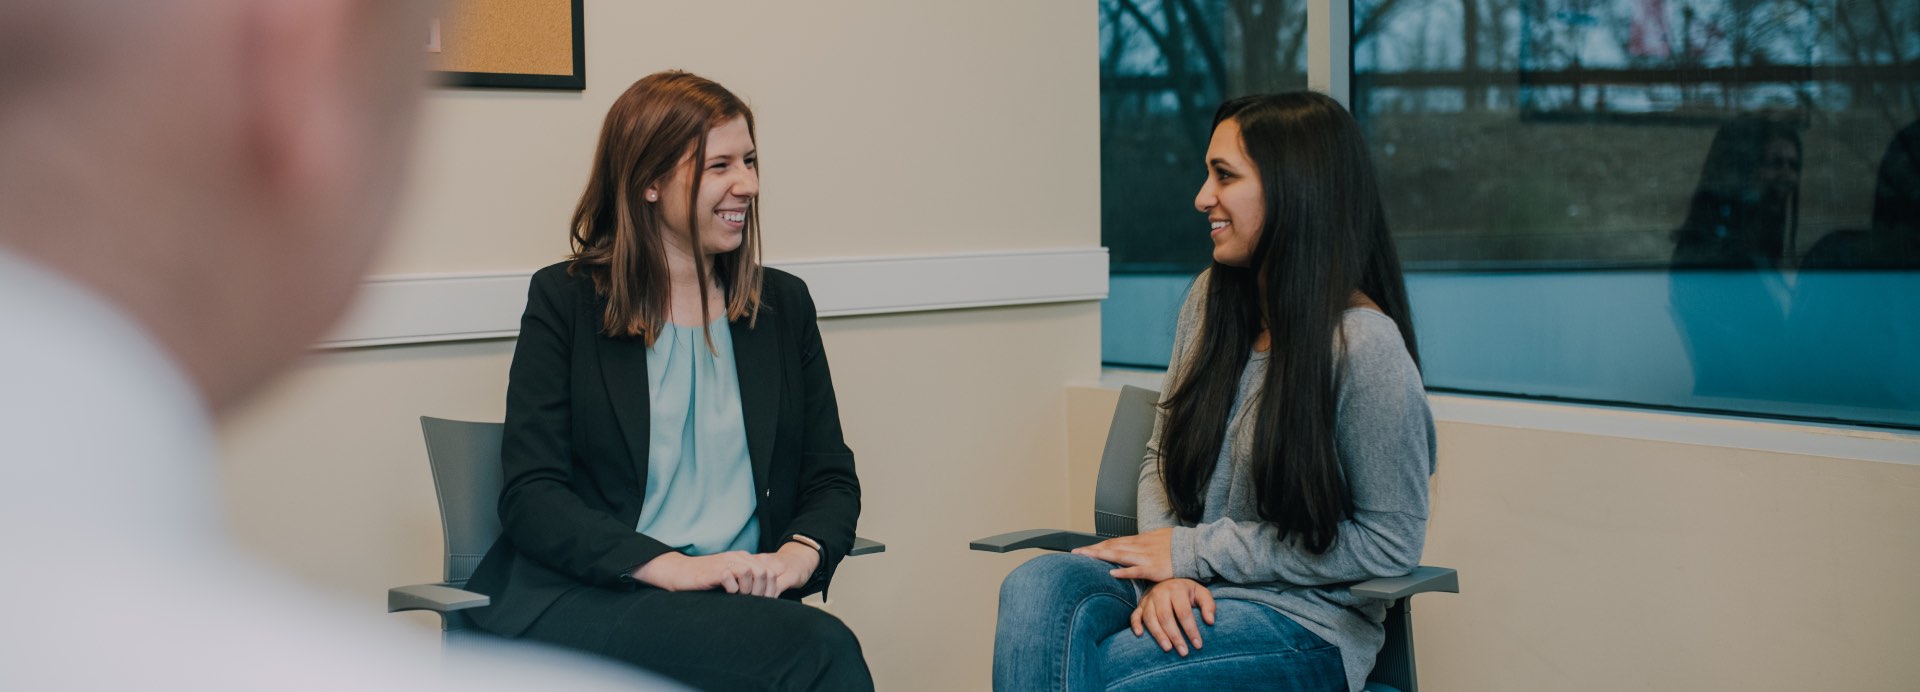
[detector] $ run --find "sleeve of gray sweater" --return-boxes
[1138,270,1436,587]
[1134,275,1204,536]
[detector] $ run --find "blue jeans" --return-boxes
[993,553,1345,692]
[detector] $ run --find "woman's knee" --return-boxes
[776,606,871,689]
[799,606,860,648]
[771,603,862,661]
[999,553,1117,608]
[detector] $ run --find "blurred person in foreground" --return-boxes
[0,1,674,688]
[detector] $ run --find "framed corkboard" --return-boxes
[429,0,584,90]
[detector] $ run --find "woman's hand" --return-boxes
[1072,527,1175,582]
[1131,578,1217,657]
[758,541,822,595]
[631,551,776,596]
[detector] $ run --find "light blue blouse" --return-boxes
[634,319,760,556]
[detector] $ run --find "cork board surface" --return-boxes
[433,0,574,76]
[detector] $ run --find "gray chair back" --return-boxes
[419,417,506,590]
[1092,385,1160,538]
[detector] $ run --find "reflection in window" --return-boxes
[1098,0,1917,428]
[1103,0,1311,271]
[1353,0,1919,426]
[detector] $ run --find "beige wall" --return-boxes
[1417,421,1920,691]
[381,0,1097,275]
[1062,387,1920,691]
[219,2,1098,691]
[221,340,515,600]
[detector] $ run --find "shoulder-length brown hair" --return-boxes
[568,70,762,343]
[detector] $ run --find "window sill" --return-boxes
[1097,367,1920,466]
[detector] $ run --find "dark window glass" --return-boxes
[1101,0,1310,366]
[1353,0,1919,427]
[1099,0,1919,428]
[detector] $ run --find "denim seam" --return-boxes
[1061,591,1136,692]
[1239,598,1353,648]
[1103,645,1340,690]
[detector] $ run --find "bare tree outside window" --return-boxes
[1099,0,1918,425]
[1102,0,1310,272]
[1353,0,1918,267]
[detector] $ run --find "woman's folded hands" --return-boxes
[630,543,820,597]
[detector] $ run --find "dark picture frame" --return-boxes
[433,0,584,91]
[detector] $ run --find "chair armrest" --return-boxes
[1348,566,1459,601]
[388,583,490,614]
[969,529,1104,553]
[850,536,886,556]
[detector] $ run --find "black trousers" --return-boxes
[519,585,874,692]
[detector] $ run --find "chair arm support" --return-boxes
[1348,566,1459,601]
[850,536,886,556]
[387,583,490,614]
[969,529,1104,553]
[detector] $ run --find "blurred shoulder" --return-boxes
[1336,308,1419,382]
[530,260,591,296]
[1338,309,1406,352]
[1175,268,1211,326]
[760,266,805,296]
[757,266,817,313]
[1187,267,1212,302]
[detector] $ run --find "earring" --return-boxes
[646,191,658,202]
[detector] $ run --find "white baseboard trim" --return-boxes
[319,248,1108,349]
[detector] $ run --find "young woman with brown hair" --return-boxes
[464,71,871,691]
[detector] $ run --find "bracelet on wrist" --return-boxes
[786,534,826,571]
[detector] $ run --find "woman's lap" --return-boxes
[995,553,1344,691]
[521,585,872,692]
[1098,599,1344,692]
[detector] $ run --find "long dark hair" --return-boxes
[568,70,763,344]
[1158,91,1419,554]
[1671,114,1803,269]
[1870,119,1919,244]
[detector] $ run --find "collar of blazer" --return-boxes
[593,313,783,498]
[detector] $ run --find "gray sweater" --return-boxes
[1138,271,1436,692]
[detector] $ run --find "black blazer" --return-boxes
[466,262,861,637]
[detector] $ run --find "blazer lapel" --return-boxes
[597,333,653,483]
[731,316,779,491]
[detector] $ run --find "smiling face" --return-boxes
[655,115,758,258]
[1194,117,1266,267]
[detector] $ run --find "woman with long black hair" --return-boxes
[992,91,1435,692]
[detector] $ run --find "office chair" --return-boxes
[389,417,886,635]
[970,386,1457,692]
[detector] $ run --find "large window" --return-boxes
[1101,0,1920,428]
[1101,0,1310,366]
[1355,0,1918,427]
